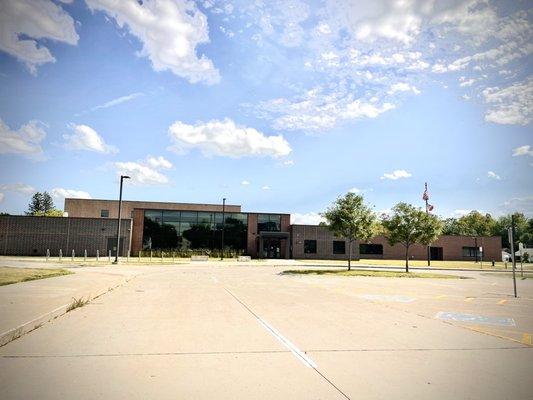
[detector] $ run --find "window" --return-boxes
[257,214,281,232]
[100,209,109,218]
[304,240,317,254]
[360,244,383,255]
[333,241,345,254]
[462,247,478,258]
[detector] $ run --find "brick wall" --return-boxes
[291,225,359,260]
[0,216,132,257]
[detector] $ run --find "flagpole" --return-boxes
[425,182,431,267]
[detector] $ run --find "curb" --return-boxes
[0,276,134,348]
[296,264,533,273]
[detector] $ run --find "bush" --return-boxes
[138,247,245,259]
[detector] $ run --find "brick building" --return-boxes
[0,199,502,261]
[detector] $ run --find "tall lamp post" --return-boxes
[221,198,226,260]
[113,175,130,264]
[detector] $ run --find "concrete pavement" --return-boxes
[1,263,532,399]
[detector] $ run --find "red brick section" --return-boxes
[358,235,502,262]
[131,209,145,255]
[246,213,258,257]
[280,214,291,259]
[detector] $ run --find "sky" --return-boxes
[0,0,532,223]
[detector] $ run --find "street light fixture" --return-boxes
[221,198,226,260]
[113,175,130,264]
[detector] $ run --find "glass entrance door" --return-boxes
[262,238,281,258]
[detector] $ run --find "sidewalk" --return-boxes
[0,267,142,346]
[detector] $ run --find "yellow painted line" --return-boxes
[497,299,507,305]
[435,295,446,299]
[465,297,475,302]
[522,334,532,345]
[465,326,532,347]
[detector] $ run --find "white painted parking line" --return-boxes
[435,311,516,327]
[256,318,317,369]
[359,294,416,303]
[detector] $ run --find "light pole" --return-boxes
[113,175,130,264]
[221,198,226,260]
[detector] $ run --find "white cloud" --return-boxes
[51,188,92,201]
[0,183,36,195]
[0,0,79,73]
[348,187,361,194]
[63,124,117,154]
[282,160,294,166]
[482,79,532,125]
[512,145,533,157]
[459,78,476,87]
[502,197,533,217]
[380,169,412,180]
[487,171,501,180]
[240,180,250,186]
[388,82,420,95]
[146,156,172,169]
[168,118,291,158]
[261,185,270,190]
[452,209,474,217]
[86,0,220,84]
[0,193,4,202]
[290,212,325,225]
[90,92,144,112]
[112,156,171,185]
[253,87,395,132]
[0,119,46,158]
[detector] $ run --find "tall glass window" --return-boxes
[142,210,248,252]
[257,214,281,232]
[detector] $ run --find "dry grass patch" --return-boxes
[282,269,467,279]
[0,267,72,286]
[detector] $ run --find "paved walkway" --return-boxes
[1,263,532,399]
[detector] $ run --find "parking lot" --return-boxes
[1,262,532,399]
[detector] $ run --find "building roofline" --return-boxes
[64,198,241,208]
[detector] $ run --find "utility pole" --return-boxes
[220,198,226,260]
[509,214,517,298]
[113,175,130,264]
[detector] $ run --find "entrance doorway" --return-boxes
[430,246,443,261]
[261,238,281,259]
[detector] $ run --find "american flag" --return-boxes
[423,182,434,212]
[422,182,429,201]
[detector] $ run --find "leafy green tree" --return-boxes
[382,203,443,272]
[456,211,496,237]
[26,192,62,216]
[0,212,9,216]
[441,218,462,235]
[493,213,530,249]
[322,193,376,270]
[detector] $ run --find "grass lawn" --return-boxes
[282,269,467,279]
[0,267,72,286]
[480,272,533,279]
[296,258,517,270]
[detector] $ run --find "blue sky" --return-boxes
[0,0,532,222]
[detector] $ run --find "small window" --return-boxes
[333,241,345,254]
[360,244,383,255]
[101,209,109,218]
[462,247,478,258]
[304,240,317,254]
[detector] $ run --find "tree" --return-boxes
[456,211,496,237]
[322,193,376,270]
[493,213,530,249]
[441,218,462,235]
[382,203,443,272]
[26,192,62,216]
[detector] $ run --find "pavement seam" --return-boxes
[223,286,351,400]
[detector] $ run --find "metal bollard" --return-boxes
[172,251,175,263]
[138,250,141,262]
[150,250,152,262]
[84,249,87,262]
[96,249,99,262]
[161,251,164,263]
[59,249,62,262]
[72,249,75,261]
[108,250,111,262]
[127,250,130,263]
[46,249,50,261]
